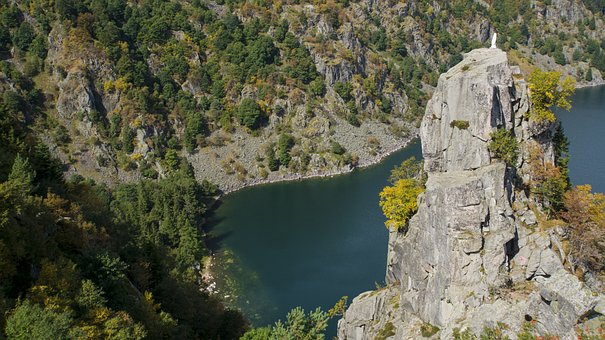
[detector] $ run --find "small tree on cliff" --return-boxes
[380,157,426,231]
[527,68,575,122]
[379,179,424,231]
[488,128,519,166]
[562,185,605,272]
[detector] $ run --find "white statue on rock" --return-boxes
[490,33,497,49]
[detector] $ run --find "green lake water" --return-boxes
[557,85,605,193]
[209,85,604,336]
[208,140,422,334]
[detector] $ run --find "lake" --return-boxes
[557,85,605,193]
[208,140,422,334]
[209,84,604,336]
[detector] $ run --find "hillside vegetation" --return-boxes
[1,0,605,337]
[1,0,604,191]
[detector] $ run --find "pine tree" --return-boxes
[8,154,35,194]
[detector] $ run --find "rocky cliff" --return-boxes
[338,48,605,339]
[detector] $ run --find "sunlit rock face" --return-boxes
[338,48,601,340]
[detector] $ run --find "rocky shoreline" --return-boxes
[217,133,419,196]
[200,132,418,300]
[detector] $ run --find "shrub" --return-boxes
[420,323,440,337]
[334,81,353,102]
[277,133,294,167]
[266,145,279,171]
[528,144,567,213]
[488,128,518,166]
[13,22,36,50]
[309,78,326,97]
[379,179,424,231]
[450,120,470,130]
[121,126,135,153]
[389,156,425,185]
[330,141,346,155]
[562,185,605,272]
[237,98,263,130]
[5,300,82,339]
[346,113,360,127]
[376,322,396,340]
[527,68,575,122]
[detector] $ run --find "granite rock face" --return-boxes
[421,49,514,173]
[338,49,603,339]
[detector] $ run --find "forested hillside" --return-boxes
[1,0,604,191]
[1,0,605,337]
[0,83,248,336]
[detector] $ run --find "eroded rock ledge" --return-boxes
[338,48,604,339]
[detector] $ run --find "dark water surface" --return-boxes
[209,140,422,334]
[557,85,605,193]
[209,85,604,336]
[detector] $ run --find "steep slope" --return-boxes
[1,0,605,191]
[338,48,604,339]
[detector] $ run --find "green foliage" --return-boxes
[452,322,548,340]
[309,78,326,97]
[5,300,82,339]
[184,110,206,153]
[277,133,295,167]
[453,327,477,340]
[76,279,107,309]
[237,98,263,130]
[242,307,329,340]
[527,68,575,122]
[553,124,571,189]
[585,67,593,81]
[13,22,36,51]
[266,145,279,171]
[389,156,426,185]
[0,113,244,339]
[420,322,440,337]
[376,322,396,340]
[7,154,35,195]
[334,81,353,102]
[245,35,279,74]
[379,178,424,231]
[581,0,605,14]
[327,296,348,317]
[330,141,346,155]
[0,25,11,52]
[121,126,135,153]
[370,28,388,51]
[553,49,567,65]
[528,144,568,214]
[488,128,519,166]
[346,112,360,127]
[450,120,470,130]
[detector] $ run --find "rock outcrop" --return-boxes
[338,49,604,339]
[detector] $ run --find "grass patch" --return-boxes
[420,322,440,337]
[450,120,470,130]
[376,322,396,340]
[461,65,470,71]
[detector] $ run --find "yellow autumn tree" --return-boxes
[562,185,605,272]
[527,68,575,122]
[379,179,424,231]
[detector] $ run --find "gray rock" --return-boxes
[338,48,603,340]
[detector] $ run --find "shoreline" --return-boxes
[216,133,419,197]
[575,80,605,89]
[200,133,418,295]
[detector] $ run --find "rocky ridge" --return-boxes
[338,48,605,339]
